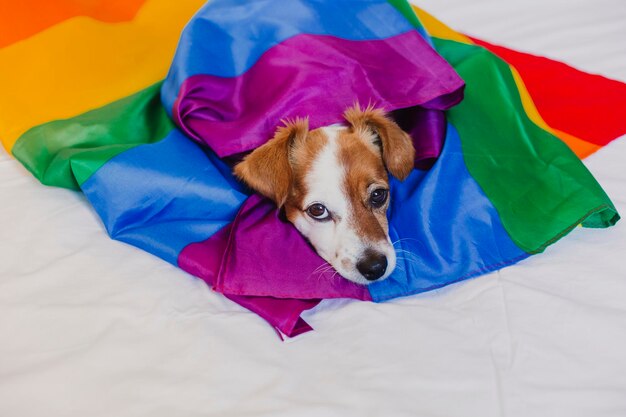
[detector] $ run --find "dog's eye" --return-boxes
[369,188,388,208]
[306,203,330,221]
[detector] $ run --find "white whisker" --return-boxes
[391,237,420,247]
[395,255,420,266]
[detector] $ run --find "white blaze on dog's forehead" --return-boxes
[295,123,397,284]
[304,126,367,259]
[303,125,348,214]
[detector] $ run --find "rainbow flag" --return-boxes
[2,1,625,337]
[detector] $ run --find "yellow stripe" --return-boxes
[0,0,204,151]
[411,5,473,45]
[509,66,553,133]
[510,66,599,158]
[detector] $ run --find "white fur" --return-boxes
[293,125,396,285]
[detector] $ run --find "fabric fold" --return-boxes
[170,31,464,157]
[1,0,623,338]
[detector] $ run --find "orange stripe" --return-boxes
[0,0,148,48]
[551,128,601,159]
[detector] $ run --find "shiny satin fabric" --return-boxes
[434,38,619,252]
[13,83,173,190]
[0,0,206,151]
[167,30,464,157]
[470,37,626,148]
[81,129,248,265]
[164,1,616,333]
[81,0,617,336]
[183,125,526,306]
[178,223,323,337]
[161,0,420,113]
[171,31,463,157]
[392,108,446,170]
[370,125,528,301]
[3,0,623,337]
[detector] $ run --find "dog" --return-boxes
[234,105,415,285]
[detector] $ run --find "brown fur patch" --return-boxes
[343,104,415,180]
[236,105,413,247]
[284,129,329,221]
[234,118,309,206]
[336,128,390,244]
[234,118,333,223]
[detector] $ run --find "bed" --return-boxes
[1,0,625,416]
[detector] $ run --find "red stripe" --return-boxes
[470,36,626,146]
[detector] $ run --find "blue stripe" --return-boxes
[161,0,419,113]
[369,125,527,302]
[81,129,249,265]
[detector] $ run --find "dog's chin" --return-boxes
[335,269,391,286]
[340,272,380,286]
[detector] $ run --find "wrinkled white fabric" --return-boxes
[1,1,625,416]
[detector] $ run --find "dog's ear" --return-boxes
[234,118,308,207]
[344,104,415,180]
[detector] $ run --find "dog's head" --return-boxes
[234,105,415,284]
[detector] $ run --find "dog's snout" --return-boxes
[356,250,388,281]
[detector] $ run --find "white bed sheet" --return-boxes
[1,1,625,416]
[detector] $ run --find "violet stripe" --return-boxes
[173,31,464,158]
[177,222,322,337]
[213,194,373,301]
[178,194,371,301]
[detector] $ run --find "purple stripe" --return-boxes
[178,221,321,337]
[173,31,464,158]
[392,107,447,170]
[178,223,321,337]
[224,295,319,338]
[219,194,372,300]
[178,205,330,337]
[178,194,372,301]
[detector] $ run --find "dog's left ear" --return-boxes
[234,118,308,207]
[344,105,415,180]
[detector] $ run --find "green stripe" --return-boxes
[12,82,174,190]
[433,38,619,253]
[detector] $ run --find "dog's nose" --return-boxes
[356,250,388,281]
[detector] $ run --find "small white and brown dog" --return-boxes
[235,105,415,285]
